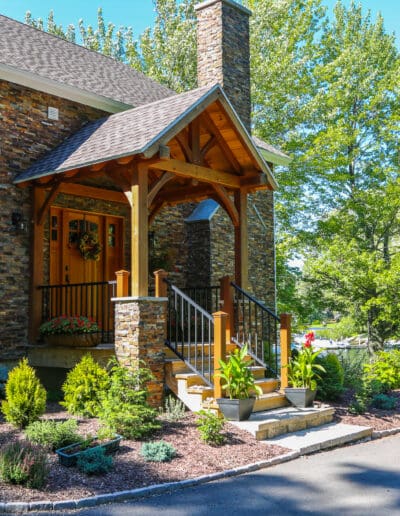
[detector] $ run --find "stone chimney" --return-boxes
[195,0,252,132]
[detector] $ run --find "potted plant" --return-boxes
[216,345,263,421]
[39,315,101,347]
[285,332,325,408]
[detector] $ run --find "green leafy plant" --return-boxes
[338,349,367,389]
[99,358,160,439]
[0,441,48,488]
[25,419,83,451]
[316,353,345,401]
[1,358,46,428]
[217,345,262,399]
[287,333,325,390]
[160,395,186,421]
[140,441,176,462]
[196,410,226,446]
[61,354,109,417]
[76,447,113,475]
[39,315,100,336]
[363,350,400,392]
[371,393,397,410]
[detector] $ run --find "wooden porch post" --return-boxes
[154,269,168,298]
[234,190,248,289]
[29,187,45,342]
[131,163,149,297]
[115,270,130,297]
[220,275,233,344]
[213,311,227,399]
[280,313,292,390]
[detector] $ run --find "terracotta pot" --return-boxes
[284,387,316,408]
[44,333,101,347]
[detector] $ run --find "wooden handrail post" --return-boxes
[115,270,130,297]
[280,313,292,390]
[154,269,168,297]
[220,275,233,344]
[213,311,227,399]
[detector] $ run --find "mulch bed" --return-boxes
[0,404,289,503]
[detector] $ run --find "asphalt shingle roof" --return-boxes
[14,86,213,183]
[0,14,174,107]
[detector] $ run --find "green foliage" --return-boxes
[196,410,226,446]
[217,345,262,400]
[315,353,344,402]
[61,354,110,418]
[316,317,360,341]
[363,350,400,391]
[160,395,186,422]
[1,359,46,429]
[76,447,113,475]
[40,315,100,336]
[140,440,176,462]
[25,419,83,452]
[99,359,160,439]
[287,346,325,390]
[337,350,367,389]
[371,393,397,411]
[0,441,48,489]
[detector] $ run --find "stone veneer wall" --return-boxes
[0,79,106,357]
[196,0,251,131]
[185,219,211,287]
[113,297,166,407]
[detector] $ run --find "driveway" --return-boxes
[30,435,400,516]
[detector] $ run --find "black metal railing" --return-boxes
[231,282,280,378]
[165,280,214,387]
[181,285,221,315]
[38,280,117,343]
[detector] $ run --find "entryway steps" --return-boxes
[263,422,373,454]
[229,406,335,441]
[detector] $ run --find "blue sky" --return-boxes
[0,0,398,45]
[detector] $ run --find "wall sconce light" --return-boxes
[11,212,27,234]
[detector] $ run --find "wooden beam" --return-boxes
[131,162,149,297]
[201,135,217,160]
[29,187,45,343]
[116,156,135,165]
[240,174,271,191]
[147,172,174,207]
[150,159,241,189]
[280,313,292,390]
[153,185,214,206]
[211,184,239,227]
[200,111,242,174]
[57,183,128,204]
[175,131,193,163]
[234,190,248,289]
[37,181,61,224]
[190,119,201,165]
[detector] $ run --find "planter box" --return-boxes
[44,333,101,347]
[217,397,255,421]
[55,434,123,467]
[285,387,316,408]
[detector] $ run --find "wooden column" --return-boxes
[234,190,248,289]
[220,275,233,344]
[154,269,168,298]
[131,163,149,297]
[280,313,292,390]
[213,311,227,399]
[115,270,130,297]
[29,187,45,342]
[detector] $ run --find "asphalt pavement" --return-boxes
[26,434,400,516]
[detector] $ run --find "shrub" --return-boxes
[99,359,160,439]
[1,359,46,429]
[316,353,345,401]
[196,410,226,446]
[140,441,176,462]
[363,350,400,392]
[0,365,9,399]
[370,393,397,410]
[76,447,113,475]
[61,354,109,417]
[25,419,83,451]
[160,395,186,422]
[0,441,48,488]
[338,349,367,389]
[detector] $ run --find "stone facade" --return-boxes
[196,0,251,131]
[0,79,106,357]
[113,297,167,407]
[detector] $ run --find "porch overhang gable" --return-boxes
[14,84,280,191]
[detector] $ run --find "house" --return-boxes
[0,0,290,406]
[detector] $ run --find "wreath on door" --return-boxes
[79,232,102,261]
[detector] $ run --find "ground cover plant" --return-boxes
[0,441,48,489]
[140,441,176,462]
[25,419,83,451]
[76,447,113,475]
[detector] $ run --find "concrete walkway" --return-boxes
[28,434,400,516]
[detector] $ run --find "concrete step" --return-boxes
[229,406,335,440]
[263,422,373,454]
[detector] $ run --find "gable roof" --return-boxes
[0,15,173,112]
[14,84,278,190]
[253,136,291,166]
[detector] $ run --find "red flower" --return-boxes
[304,331,315,348]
